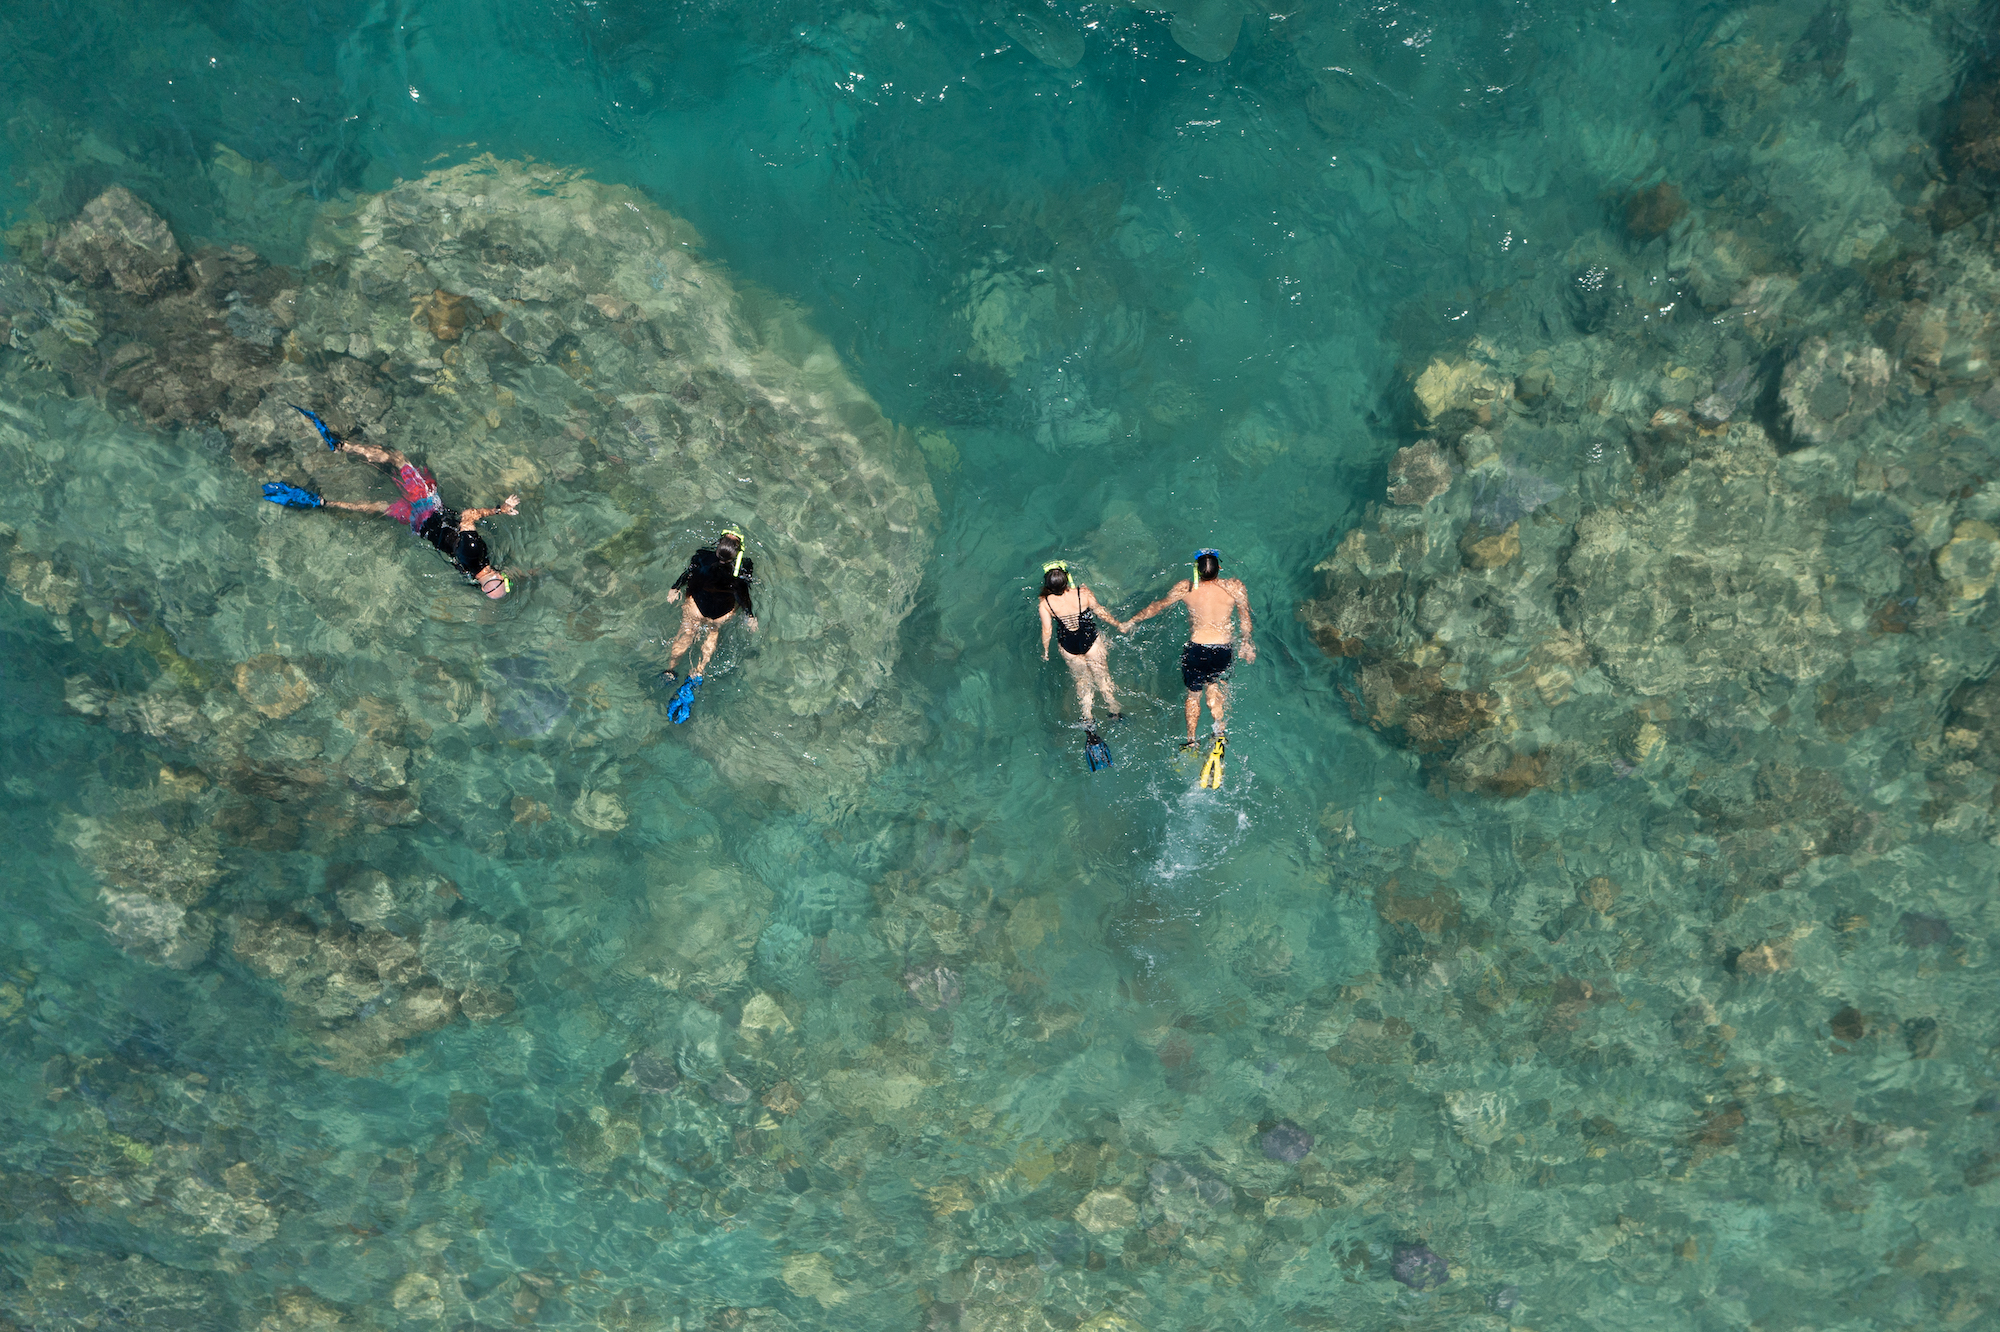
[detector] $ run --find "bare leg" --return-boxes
[664,599,705,674]
[323,500,393,515]
[1060,651,1094,722]
[337,440,407,468]
[1205,682,1227,737]
[1083,640,1119,717]
[692,615,731,674]
[1184,692,1201,744]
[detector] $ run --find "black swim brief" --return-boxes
[1181,642,1233,692]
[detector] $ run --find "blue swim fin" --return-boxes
[668,674,703,724]
[289,403,343,451]
[261,481,323,509]
[1085,729,1112,773]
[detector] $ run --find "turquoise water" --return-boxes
[5,0,2000,1327]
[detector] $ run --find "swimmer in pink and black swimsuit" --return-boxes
[288,407,521,599]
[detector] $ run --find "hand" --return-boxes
[1241,640,1257,664]
[746,615,759,632]
[501,494,520,515]
[666,589,681,604]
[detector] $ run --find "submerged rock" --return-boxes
[1387,439,1452,506]
[1566,429,1846,696]
[229,904,511,1070]
[625,1051,681,1094]
[489,655,570,738]
[1624,181,1688,241]
[1778,336,1890,447]
[1258,1120,1314,1163]
[234,653,314,719]
[49,185,184,296]
[904,962,963,1010]
[1899,912,1952,949]
[1391,1243,1449,1290]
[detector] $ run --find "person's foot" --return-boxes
[1107,712,1123,722]
[1179,737,1198,751]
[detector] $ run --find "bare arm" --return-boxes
[1122,580,1189,629]
[1080,587,1126,634]
[1230,579,1256,662]
[458,494,522,528]
[1037,596,1053,660]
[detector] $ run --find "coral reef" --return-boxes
[15,158,935,807]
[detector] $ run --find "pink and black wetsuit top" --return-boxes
[388,462,487,574]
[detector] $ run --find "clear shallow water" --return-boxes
[4,0,2000,1328]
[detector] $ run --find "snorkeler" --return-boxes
[661,529,757,722]
[1037,560,1128,771]
[263,405,518,599]
[1122,549,1255,786]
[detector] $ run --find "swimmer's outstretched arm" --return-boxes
[1120,579,1190,630]
[1228,578,1256,663]
[1080,586,1128,633]
[457,495,521,528]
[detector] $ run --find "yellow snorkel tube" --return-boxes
[720,528,747,578]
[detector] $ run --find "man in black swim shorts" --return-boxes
[662,528,758,680]
[1124,548,1256,747]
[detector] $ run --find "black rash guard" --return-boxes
[416,508,485,573]
[673,546,755,619]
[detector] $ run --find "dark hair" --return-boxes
[1041,566,1070,596]
[455,531,491,576]
[1195,551,1221,582]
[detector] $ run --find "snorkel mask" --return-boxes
[719,529,746,578]
[1041,559,1070,592]
[1192,548,1220,584]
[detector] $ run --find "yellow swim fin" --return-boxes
[1199,735,1226,789]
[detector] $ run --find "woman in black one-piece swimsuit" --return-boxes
[1037,561,1127,723]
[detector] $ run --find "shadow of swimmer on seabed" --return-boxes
[1036,548,1256,786]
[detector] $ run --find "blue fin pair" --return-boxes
[261,481,323,508]
[668,674,703,724]
[1085,729,1112,772]
[289,403,343,451]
